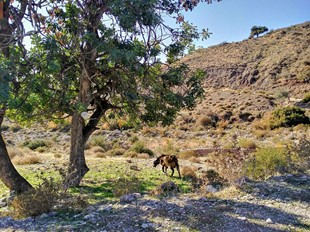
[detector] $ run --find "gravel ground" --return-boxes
[0,174,309,232]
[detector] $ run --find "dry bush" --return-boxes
[7,147,23,159]
[252,116,271,130]
[178,150,198,159]
[181,166,197,181]
[206,151,250,183]
[95,152,107,158]
[252,129,268,139]
[238,138,257,149]
[150,181,179,197]
[188,156,201,163]
[9,178,61,218]
[13,154,41,165]
[124,151,139,158]
[91,146,106,153]
[86,135,109,150]
[9,177,88,219]
[106,148,126,156]
[217,120,229,129]
[159,139,179,155]
[136,153,150,159]
[199,112,219,128]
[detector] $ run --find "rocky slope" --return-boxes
[183,22,310,97]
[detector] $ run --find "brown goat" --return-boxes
[153,154,181,178]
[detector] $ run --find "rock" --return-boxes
[205,185,218,193]
[98,204,113,212]
[84,213,98,220]
[141,223,150,229]
[266,218,273,224]
[120,193,142,203]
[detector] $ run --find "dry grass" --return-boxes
[188,156,201,163]
[13,154,41,165]
[7,147,23,159]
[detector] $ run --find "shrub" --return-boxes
[238,138,257,149]
[11,125,22,132]
[7,147,23,159]
[244,147,289,180]
[13,154,41,165]
[86,135,107,149]
[291,139,310,172]
[269,106,309,129]
[106,148,126,156]
[22,139,48,150]
[150,181,179,197]
[1,124,9,131]
[181,166,197,181]
[9,177,88,218]
[9,178,61,218]
[302,92,310,103]
[199,112,218,128]
[274,88,289,99]
[129,141,155,157]
[206,151,250,183]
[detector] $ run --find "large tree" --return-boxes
[6,0,221,188]
[0,0,52,193]
[0,0,35,193]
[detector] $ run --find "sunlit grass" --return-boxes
[0,157,193,205]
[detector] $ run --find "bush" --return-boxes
[238,138,257,149]
[269,106,309,129]
[181,166,197,181]
[9,177,88,218]
[302,92,310,103]
[22,140,48,150]
[199,112,218,128]
[86,135,107,149]
[244,147,289,180]
[106,148,126,156]
[205,151,250,183]
[129,141,155,157]
[9,178,61,218]
[13,154,41,165]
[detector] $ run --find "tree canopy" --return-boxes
[250,25,268,38]
[1,0,222,188]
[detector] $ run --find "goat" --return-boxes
[153,154,181,178]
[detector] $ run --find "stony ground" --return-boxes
[0,173,309,232]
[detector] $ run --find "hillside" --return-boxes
[183,22,310,95]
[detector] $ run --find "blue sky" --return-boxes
[180,0,310,47]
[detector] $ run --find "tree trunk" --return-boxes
[0,108,33,193]
[0,1,33,194]
[64,112,89,187]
